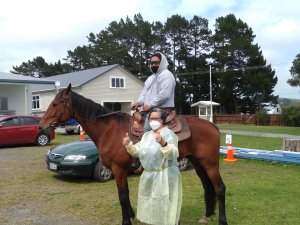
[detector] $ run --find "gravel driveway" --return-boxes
[0,145,96,225]
[0,144,144,225]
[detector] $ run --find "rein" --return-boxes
[96,107,132,118]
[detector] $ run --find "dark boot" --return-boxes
[130,159,141,171]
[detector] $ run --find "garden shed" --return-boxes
[191,100,220,122]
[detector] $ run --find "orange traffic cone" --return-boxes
[224,143,237,162]
[79,126,85,140]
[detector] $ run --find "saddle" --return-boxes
[130,110,191,142]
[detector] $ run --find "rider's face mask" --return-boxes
[150,57,160,73]
[150,65,159,73]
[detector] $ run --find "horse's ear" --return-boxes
[65,83,72,95]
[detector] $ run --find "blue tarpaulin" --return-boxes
[220,146,300,164]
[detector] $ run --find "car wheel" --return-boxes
[36,133,50,146]
[178,157,190,171]
[93,161,113,182]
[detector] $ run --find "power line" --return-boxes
[136,65,266,79]
[175,65,266,77]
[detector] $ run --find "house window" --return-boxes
[110,77,125,88]
[199,107,207,115]
[32,95,40,110]
[0,97,8,110]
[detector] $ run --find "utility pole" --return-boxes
[209,65,213,122]
[55,81,60,94]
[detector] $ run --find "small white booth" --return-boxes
[191,101,220,122]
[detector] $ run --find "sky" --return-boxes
[1,0,299,99]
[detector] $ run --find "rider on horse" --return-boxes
[131,52,176,132]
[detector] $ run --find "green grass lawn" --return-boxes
[50,132,86,145]
[51,128,290,151]
[1,146,299,225]
[216,124,300,150]
[1,126,300,225]
[217,124,300,136]
[220,133,283,150]
[181,159,300,225]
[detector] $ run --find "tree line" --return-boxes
[288,53,300,88]
[11,13,282,114]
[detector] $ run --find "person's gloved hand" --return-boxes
[122,133,131,146]
[131,102,140,110]
[154,130,167,147]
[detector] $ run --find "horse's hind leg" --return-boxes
[205,166,228,225]
[191,158,228,225]
[113,168,135,225]
[191,158,216,218]
[118,187,135,225]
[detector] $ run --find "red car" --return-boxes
[0,115,55,146]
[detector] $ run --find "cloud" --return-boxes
[0,0,299,98]
[274,64,299,98]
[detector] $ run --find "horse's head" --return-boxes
[39,83,74,132]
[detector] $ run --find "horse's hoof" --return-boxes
[121,218,133,225]
[199,216,209,224]
[219,221,228,225]
[199,214,217,224]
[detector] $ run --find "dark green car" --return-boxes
[46,139,190,182]
[46,139,113,182]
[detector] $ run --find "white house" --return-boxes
[0,72,56,115]
[261,102,282,115]
[191,100,220,122]
[30,64,144,115]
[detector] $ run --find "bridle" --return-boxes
[50,96,70,128]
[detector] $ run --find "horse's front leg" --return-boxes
[113,167,135,225]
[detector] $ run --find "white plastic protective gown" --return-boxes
[125,127,182,225]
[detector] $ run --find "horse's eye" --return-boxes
[52,103,57,107]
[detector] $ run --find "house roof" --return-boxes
[0,72,56,85]
[191,101,220,107]
[31,64,143,92]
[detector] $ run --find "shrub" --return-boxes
[256,109,270,125]
[280,105,300,127]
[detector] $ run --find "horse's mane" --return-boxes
[70,90,127,122]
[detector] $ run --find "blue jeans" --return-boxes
[141,112,151,132]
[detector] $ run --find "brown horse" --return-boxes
[39,84,228,225]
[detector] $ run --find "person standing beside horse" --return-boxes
[122,108,182,225]
[131,52,176,132]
